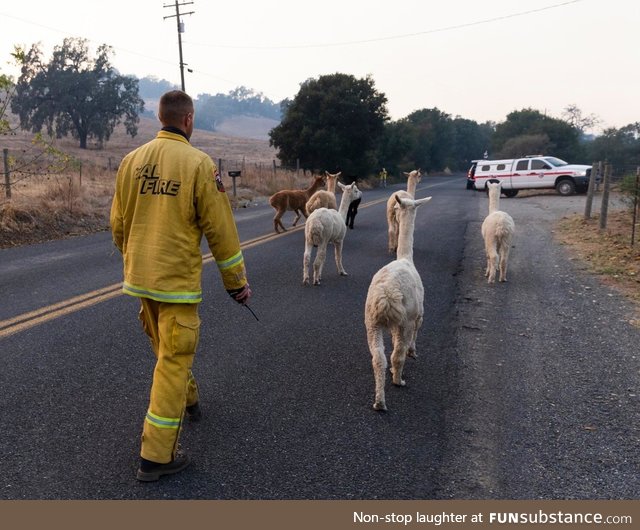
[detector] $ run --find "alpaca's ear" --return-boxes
[403,172,410,177]
[336,171,342,177]
[416,196,432,206]
[337,182,346,191]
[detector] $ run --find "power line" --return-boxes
[185,0,584,50]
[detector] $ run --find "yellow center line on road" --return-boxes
[0,179,452,340]
[0,229,301,340]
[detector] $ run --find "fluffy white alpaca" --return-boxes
[303,182,360,286]
[365,194,432,411]
[481,180,515,283]
[306,171,340,214]
[386,169,422,253]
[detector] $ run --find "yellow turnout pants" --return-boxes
[138,298,201,463]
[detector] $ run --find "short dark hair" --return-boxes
[158,90,194,125]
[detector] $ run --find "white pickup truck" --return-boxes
[469,155,592,197]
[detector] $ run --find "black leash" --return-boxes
[243,304,260,322]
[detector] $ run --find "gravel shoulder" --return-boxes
[439,190,640,499]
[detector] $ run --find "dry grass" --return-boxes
[555,207,640,321]
[0,117,324,247]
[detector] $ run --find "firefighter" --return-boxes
[110,90,251,482]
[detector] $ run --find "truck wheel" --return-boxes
[503,189,519,198]
[556,179,576,196]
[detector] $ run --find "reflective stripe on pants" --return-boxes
[138,298,201,463]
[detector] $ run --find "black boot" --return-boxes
[186,402,202,422]
[136,452,191,482]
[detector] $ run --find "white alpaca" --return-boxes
[481,180,515,283]
[306,171,341,214]
[365,194,432,411]
[303,182,360,286]
[386,169,422,254]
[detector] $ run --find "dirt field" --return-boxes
[0,117,286,248]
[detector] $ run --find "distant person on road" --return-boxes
[379,167,388,188]
[110,90,251,482]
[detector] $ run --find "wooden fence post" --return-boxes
[3,148,11,199]
[584,160,598,219]
[599,162,611,231]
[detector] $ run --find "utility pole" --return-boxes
[163,1,194,92]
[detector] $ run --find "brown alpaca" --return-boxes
[269,174,326,233]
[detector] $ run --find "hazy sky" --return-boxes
[0,0,638,132]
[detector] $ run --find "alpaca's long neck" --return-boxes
[306,180,323,197]
[488,189,500,214]
[407,177,418,197]
[327,178,337,193]
[337,192,352,221]
[396,214,416,262]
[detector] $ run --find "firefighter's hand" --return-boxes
[227,284,252,305]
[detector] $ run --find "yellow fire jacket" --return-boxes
[110,129,247,303]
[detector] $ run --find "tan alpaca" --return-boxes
[386,169,422,253]
[306,171,341,214]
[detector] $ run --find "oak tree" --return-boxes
[11,38,144,149]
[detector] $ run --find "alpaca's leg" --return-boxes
[348,200,360,229]
[408,314,423,359]
[389,326,408,387]
[334,240,347,276]
[302,243,313,285]
[499,244,511,282]
[313,242,328,285]
[292,209,302,227]
[485,243,498,283]
[274,211,286,233]
[366,324,387,411]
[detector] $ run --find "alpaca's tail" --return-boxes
[365,282,405,328]
[307,219,326,247]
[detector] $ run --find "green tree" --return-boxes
[11,38,144,149]
[378,111,493,174]
[0,70,15,134]
[562,103,600,134]
[491,108,581,160]
[269,73,389,177]
[450,118,494,169]
[587,123,640,170]
[377,119,416,176]
[403,108,454,172]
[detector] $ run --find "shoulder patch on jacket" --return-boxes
[214,167,226,193]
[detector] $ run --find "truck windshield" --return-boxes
[544,157,568,167]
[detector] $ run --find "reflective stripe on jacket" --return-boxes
[110,130,247,303]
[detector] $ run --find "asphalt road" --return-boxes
[1,175,638,500]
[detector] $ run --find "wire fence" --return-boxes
[585,161,640,246]
[1,144,321,206]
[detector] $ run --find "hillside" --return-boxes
[0,116,280,248]
[216,115,280,141]
[1,114,279,171]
